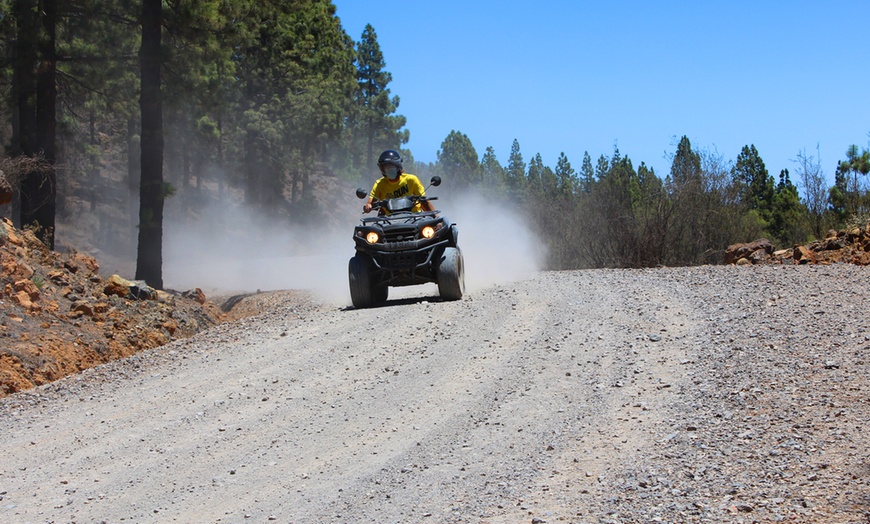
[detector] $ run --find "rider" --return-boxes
[363,149,435,214]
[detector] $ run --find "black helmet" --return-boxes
[377,149,403,173]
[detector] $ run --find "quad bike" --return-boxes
[348,176,464,308]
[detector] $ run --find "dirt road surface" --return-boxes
[1,266,868,523]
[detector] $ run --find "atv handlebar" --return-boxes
[368,194,437,210]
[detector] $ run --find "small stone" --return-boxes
[649,334,662,342]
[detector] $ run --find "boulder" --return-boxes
[71,301,95,317]
[129,280,157,300]
[14,279,40,302]
[104,274,132,298]
[2,220,23,247]
[71,253,100,275]
[748,248,770,264]
[104,274,157,300]
[13,290,33,309]
[822,237,846,251]
[725,239,773,265]
[182,288,207,305]
[793,245,816,264]
[47,270,68,286]
[155,290,175,304]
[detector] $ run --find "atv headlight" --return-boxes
[365,231,379,244]
[421,226,435,239]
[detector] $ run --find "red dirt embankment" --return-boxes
[0,217,227,397]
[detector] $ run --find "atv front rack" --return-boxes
[360,210,440,226]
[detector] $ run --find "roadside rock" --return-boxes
[793,244,816,264]
[729,223,870,266]
[724,238,773,264]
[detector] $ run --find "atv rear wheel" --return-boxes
[349,254,379,308]
[437,247,465,301]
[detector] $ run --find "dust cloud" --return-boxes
[162,202,354,304]
[444,191,544,292]
[162,188,543,305]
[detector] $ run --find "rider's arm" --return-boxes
[408,176,433,212]
[364,182,379,213]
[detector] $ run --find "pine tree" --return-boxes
[666,137,709,264]
[555,152,576,195]
[161,0,235,202]
[57,0,141,219]
[770,168,806,245]
[14,0,58,248]
[595,154,609,181]
[436,130,479,190]
[355,24,407,177]
[733,144,773,216]
[838,144,870,216]
[230,1,355,210]
[579,151,594,193]
[593,151,641,267]
[506,139,525,193]
[480,146,505,190]
[636,162,662,202]
[527,153,543,193]
[829,164,848,224]
[668,136,701,192]
[540,164,557,194]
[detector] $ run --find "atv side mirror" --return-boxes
[430,176,441,187]
[355,188,368,199]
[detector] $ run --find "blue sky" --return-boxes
[333,1,870,185]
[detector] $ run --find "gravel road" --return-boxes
[1,265,868,524]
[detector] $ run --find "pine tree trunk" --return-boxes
[16,0,57,249]
[12,0,57,249]
[15,0,38,231]
[21,0,57,249]
[135,0,164,289]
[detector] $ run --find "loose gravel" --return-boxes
[0,265,868,524]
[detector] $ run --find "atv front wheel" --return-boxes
[373,281,388,303]
[437,247,465,301]
[349,254,379,308]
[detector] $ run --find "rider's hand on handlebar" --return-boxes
[363,202,372,213]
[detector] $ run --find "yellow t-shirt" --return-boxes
[370,173,427,213]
